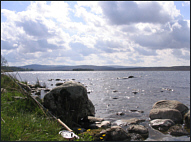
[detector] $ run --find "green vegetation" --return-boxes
[1,72,94,141]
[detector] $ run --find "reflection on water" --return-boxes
[10,71,190,141]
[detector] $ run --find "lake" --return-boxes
[9,71,190,141]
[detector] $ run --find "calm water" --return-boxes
[10,71,190,141]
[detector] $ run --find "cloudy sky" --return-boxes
[1,1,190,67]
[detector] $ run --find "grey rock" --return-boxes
[43,81,95,123]
[100,121,111,128]
[44,88,51,92]
[56,82,64,86]
[113,118,145,126]
[95,126,131,141]
[128,125,149,138]
[88,116,104,123]
[150,119,175,131]
[128,125,148,134]
[168,124,189,136]
[149,108,183,124]
[152,100,189,116]
[116,112,125,115]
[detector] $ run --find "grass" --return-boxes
[1,72,94,141]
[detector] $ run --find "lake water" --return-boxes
[10,71,190,141]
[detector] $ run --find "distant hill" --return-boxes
[15,64,190,71]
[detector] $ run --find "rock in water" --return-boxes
[152,100,189,116]
[149,100,189,124]
[150,119,175,131]
[149,108,182,124]
[43,81,95,123]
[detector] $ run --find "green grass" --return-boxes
[1,73,94,141]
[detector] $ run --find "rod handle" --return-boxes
[57,119,73,132]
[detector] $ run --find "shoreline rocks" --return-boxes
[21,79,190,141]
[149,100,189,124]
[149,100,190,137]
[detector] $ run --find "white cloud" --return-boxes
[99,1,173,25]
[1,1,190,66]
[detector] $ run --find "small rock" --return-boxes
[150,119,175,131]
[122,77,129,79]
[168,124,189,136]
[130,110,144,113]
[44,88,51,92]
[88,116,104,123]
[128,125,149,139]
[95,126,131,141]
[116,112,125,115]
[129,133,145,141]
[112,97,118,99]
[35,91,41,95]
[100,121,111,128]
[113,118,145,126]
[113,90,118,92]
[128,125,148,134]
[132,91,138,94]
[56,82,64,86]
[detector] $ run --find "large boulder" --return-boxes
[43,81,95,123]
[149,100,189,124]
[149,108,182,123]
[152,100,189,116]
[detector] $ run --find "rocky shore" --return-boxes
[18,80,190,141]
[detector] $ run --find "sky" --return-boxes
[1,1,190,67]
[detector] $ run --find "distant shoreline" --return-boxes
[3,65,190,72]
